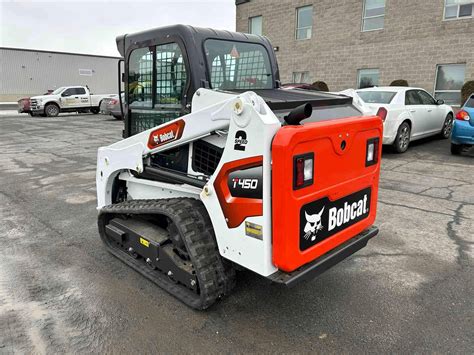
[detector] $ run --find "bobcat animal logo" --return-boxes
[303,207,325,241]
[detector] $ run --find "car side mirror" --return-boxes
[62,92,70,97]
[436,99,444,105]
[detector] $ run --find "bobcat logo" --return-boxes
[303,207,325,241]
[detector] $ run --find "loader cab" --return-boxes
[116,24,280,138]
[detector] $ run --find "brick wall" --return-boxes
[236,0,474,97]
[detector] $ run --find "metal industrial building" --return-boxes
[0,47,121,102]
[236,0,474,106]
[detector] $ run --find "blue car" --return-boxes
[451,93,474,155]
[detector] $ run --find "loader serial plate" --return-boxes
[300,187,371,251]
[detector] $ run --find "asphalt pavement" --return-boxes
[0,112,473,353]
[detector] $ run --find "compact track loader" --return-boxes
[96,25,383,309]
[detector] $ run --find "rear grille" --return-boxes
[192,140,223,176]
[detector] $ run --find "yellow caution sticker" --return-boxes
[139,237,150,247]
[245,221,263,240]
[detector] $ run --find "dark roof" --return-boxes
[116,24,269,57]
[0,46,122,60]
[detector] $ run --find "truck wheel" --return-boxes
[45,103,59,117]
[393,121,411,153]
[90,108,100,114]
[440,113,453,139]
[451,143,463,155]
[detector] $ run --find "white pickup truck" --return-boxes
[29,86,116,117]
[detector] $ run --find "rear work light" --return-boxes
[456,110,470,121]
[294,153,314,189]
[366,138,379,167]
[376,107,388,122]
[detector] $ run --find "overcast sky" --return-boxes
[0,0,236,57]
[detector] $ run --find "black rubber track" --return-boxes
[98,198,235,310]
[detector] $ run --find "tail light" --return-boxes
[293,153,314,189]
[376,107,388,122]
[366,138,379,167]
[456,110,470,121]
[110,99,118,105]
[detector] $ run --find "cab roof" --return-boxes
[116,24,271,57]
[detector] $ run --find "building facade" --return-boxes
[0,47,121,102]
[236,0,474,105]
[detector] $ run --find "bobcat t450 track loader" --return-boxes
[96,25,383,309]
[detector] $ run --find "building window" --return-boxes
[357,69,380,88]
[292,71,310,83]
[362,0,385,31]
[248,16,263,35]
[434,64,466,106]
[79,69,93,76]
[444,0,473,19]
[296,6,313,40]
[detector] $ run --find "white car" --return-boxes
[355,87,454,153]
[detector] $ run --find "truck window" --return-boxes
[62,88,74,96]
[75,87,86,95]
[204,39,273,90]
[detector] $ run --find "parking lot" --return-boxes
[0,112,473,353]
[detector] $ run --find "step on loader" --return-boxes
[96,25,383,309]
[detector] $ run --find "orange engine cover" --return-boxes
[271,116,383,272]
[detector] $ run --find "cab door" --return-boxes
[75,87,91,108]
[127,42,188,136]
[61,88,79,108]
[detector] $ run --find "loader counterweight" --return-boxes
[271,115,383,272]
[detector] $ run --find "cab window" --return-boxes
[155,43,187,106]
[128,47,153,108]
[128,43,188,136]
[204,39,273,90]
[75,87,86,95]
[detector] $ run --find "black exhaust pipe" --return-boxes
[283,103,313,125]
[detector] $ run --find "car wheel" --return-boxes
[393,122,411,153]
[29,112,37,117]
[450,143,463,155]
[45,103,59,117]
[440,113,453,139]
